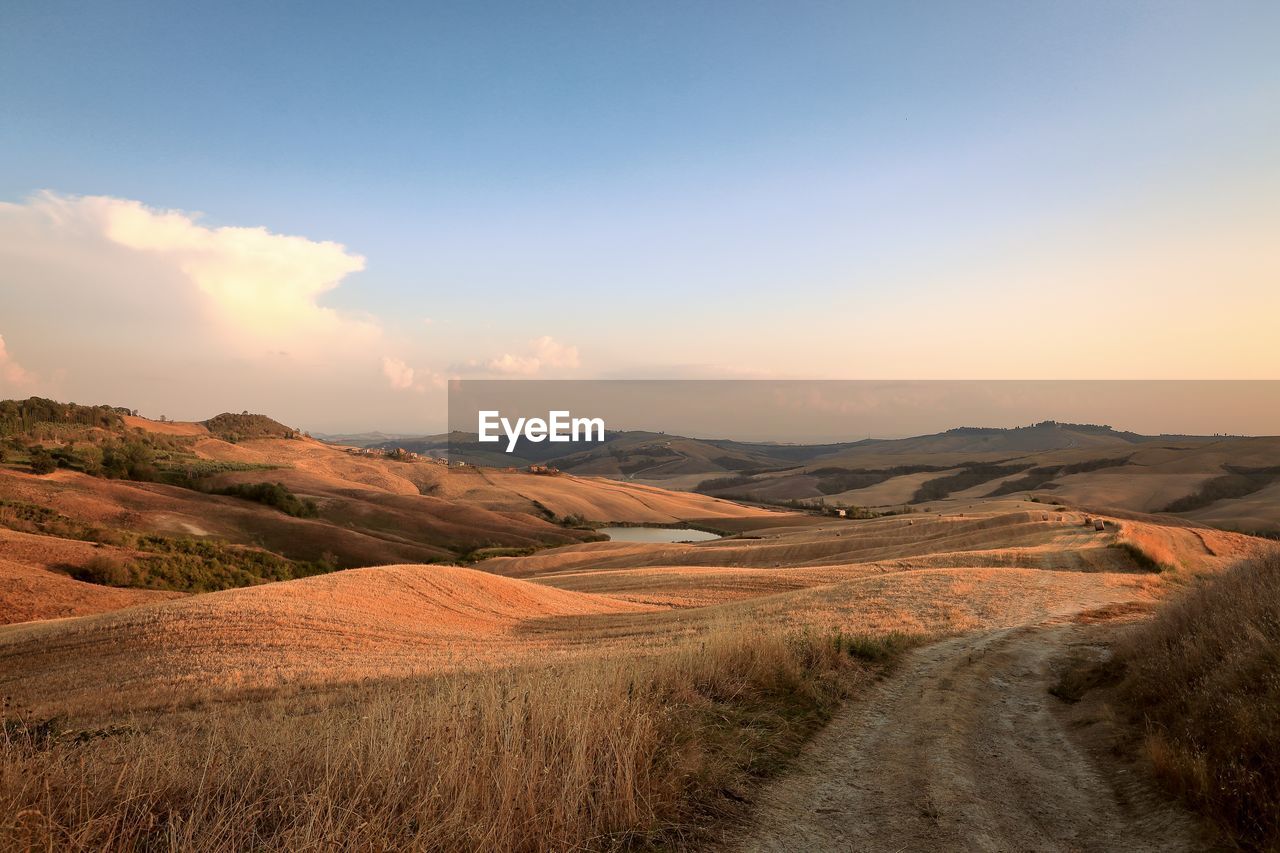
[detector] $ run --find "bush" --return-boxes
[72,554,133,587]
[124,536,334,592]
[1114,550,1280,849]
[215,482,319,518]
[28,448,56,475]
[100,440,156,481]
[0,500,97,541]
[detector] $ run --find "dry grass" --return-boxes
[1115,549,1280,850]
[0,565,654,718]
[0,625,892,852]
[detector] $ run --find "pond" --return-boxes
[598,526,722,544]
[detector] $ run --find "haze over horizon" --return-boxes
[2,1,1278,432]
[443,380,1280,445]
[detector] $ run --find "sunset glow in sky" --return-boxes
[1,1,1277,431]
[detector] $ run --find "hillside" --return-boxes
[3,499,1268,717]
[0,399,773,624]
[395,420,1279,534]
[4,412,1277,852]
[0,564,651,716]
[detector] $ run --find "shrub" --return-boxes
[100,440,156,481]
[124,536,333,592]
[72,554,133,587]
[28,447,56,475]
[214,482,319,518]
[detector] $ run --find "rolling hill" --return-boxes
[362,420,1279,534]
[0,398,775,624]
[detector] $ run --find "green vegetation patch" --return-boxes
[0,500,99,541]
[811,464,949,496]
[0,500,336,592]
[986,456,1132,497]
[911,462,1035,503]
[1161,465,1280,513]
[695,473,759,493]
[0,397,127,438]
[214,482,318,518]
[202,412,300,442]
[75,536,338,593]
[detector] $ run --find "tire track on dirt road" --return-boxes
[726,615,1205,852]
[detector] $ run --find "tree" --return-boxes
[101,439,156,480]
[29,446,56,474]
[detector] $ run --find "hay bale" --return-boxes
[1093,518,1106,531]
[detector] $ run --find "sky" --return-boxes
[1,1,1277,433]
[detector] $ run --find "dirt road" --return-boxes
[727,619,1203,852]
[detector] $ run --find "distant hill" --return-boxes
[356,419,1279,534]
[409,421,1217,481]
[202,412,299,441]
[313,431,435,448]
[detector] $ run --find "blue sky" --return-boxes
[1,1,1277,430]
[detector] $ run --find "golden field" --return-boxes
[1,410,1277,850]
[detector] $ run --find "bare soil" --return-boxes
[726,616,1209,852]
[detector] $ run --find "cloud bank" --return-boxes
[0,334,34,390]
[7,193,378,357]
[0,192,415,426]
[485,336,581,376]
[0,191,584,428]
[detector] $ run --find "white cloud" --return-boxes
[0,192,441,427]
[0,334,34,389]
[530,335,579,368]
[101,194,376,354]
[382,355,446,392]
[485,336,580,376]
[382,356,417,390]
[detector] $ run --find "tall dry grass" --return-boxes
[1116,549,1280,850]
[0,626,896,851]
